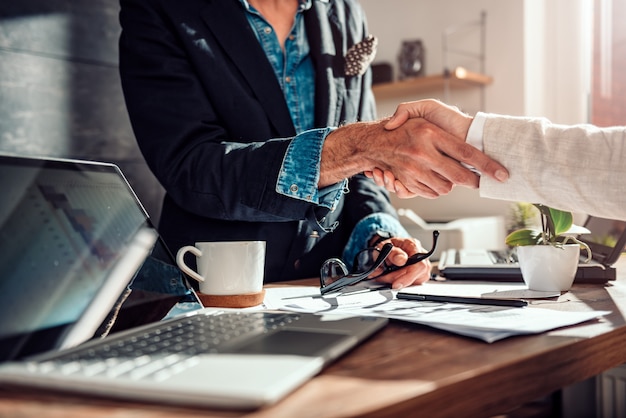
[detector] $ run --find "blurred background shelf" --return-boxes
[372,66,493,100]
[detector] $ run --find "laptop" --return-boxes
[438,215,626,283]
[0,154,387,409]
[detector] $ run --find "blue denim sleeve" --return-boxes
[276,127,347,211]
[342,213,410,270]
[277,128,408,269]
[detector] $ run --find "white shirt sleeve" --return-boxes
[465,112,488,151]
[460,112,488,175]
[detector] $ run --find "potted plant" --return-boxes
[505,204,591,292]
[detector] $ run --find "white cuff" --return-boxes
[466,112,488,152]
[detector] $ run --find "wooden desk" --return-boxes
[3,258,626,418]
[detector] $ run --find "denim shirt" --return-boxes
[241,0,344,210]
[240,0,408,269]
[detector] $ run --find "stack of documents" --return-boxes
[263,282,609,343]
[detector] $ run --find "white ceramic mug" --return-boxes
[176,241,266,295]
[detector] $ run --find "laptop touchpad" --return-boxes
[232,330,349,356]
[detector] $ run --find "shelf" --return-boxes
[372,67,493,100]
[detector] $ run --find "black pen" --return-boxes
[396,292,528,307]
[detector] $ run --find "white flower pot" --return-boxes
[516,244,580,292]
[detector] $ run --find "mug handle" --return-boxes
[176,245,205,283]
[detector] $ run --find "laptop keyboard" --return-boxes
[454,249,518,265]
[488,249,518,264]
[25,311,301,381]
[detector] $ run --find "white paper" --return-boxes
[399,281,561,299]
[262,286,609,343]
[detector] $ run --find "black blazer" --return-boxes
[119,0,397,281]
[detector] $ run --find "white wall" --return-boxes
[360,0,526,116]
[523,0,592,123]
[359,0,592,225]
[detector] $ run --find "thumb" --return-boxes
[384,108,410,131]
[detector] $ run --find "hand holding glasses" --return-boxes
[319,230,440,295]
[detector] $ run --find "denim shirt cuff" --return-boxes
[342,213,410,270]
[276,127,345,210]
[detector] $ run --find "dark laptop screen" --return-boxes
[580,216,626,265]
[0,155,197,361]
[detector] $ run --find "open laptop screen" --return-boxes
[0,155,197,361]
[580,216,626,265]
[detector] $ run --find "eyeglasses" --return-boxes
[319,230,440,295]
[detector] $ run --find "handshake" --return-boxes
[320,99,510,199]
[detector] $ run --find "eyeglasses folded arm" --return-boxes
[318,230,440,296]
[319,243,393,295]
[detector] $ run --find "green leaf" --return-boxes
[549,207,573,236]
[508,204,575,247]
[505,229,542,246]
[532,204,573,241]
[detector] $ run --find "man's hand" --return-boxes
[370,236,432,289]
[320,100,508,198]
[363,99,509,198]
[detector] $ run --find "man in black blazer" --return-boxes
[119,0,506,286]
